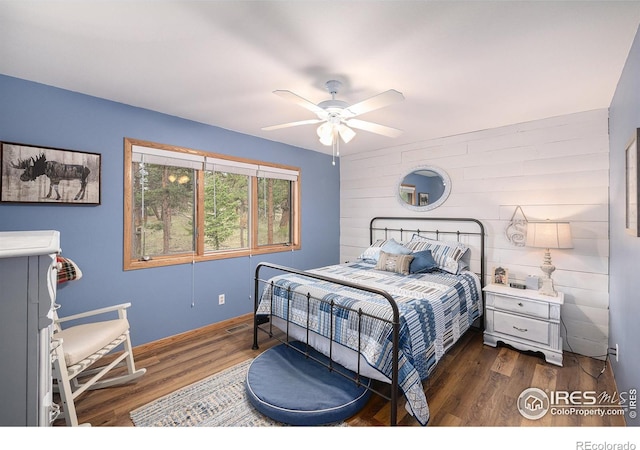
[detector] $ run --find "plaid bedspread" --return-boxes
[256,262,482,426]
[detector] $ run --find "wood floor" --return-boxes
[55,313,625,427]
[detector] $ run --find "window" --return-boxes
[124,138,300,270]
[203,170,249,252]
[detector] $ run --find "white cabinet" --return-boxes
[0,230,60,426]
[483,284,564,366]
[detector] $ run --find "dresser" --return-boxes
[0,230,60,426]
[483,284,564,366]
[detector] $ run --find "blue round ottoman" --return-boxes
[245,341,372,425]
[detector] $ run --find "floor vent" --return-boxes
[226,323,250,334]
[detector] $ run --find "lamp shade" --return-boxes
[317,122,333,146]
[526,221,573,249]
[317,122,356,146]
[337,124,356,143]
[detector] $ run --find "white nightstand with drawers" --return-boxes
[483,284,564,366]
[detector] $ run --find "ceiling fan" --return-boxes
[262,80,405,164]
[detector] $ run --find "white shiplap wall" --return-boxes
[340,109,610,360]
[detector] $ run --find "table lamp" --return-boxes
[525,220,573,296]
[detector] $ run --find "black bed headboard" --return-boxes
[369,216,486,289]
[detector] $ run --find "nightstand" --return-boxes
[483,284,564,366]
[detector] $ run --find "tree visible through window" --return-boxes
[257,177,292,246]
[203,170,249,251]
[132,163,195,258]
[124,138,300,270]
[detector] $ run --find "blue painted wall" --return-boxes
[0,74,340,347]
[608,25,640,426]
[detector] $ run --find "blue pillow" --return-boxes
[409,250,438,274]
[404,234,469,274]
[380,239,412,256]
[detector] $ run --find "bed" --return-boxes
[252,217,485,426]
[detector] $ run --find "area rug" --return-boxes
[130,359,283,426]
[130,358,349,427]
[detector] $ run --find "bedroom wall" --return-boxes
[0,74,341,347]
[608,24,640,427]
[340,108,610,360]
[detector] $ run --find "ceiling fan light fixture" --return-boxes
[264,80,405,162]
[317,122,334,146]
[338,124,356,143]
[319,134,333,146]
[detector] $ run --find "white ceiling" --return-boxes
[1,1,640,157]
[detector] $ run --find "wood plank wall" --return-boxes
[339,109,610,360]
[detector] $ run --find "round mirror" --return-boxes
[397,166,451,212]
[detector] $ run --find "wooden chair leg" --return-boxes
[51,342,80,426]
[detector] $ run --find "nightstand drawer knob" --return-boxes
[518,302,524,307]
[513,326,528,332]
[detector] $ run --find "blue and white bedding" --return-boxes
[256,261,483,426]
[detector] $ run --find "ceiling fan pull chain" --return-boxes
[332,136,337,166]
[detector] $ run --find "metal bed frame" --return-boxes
[252,217,486,426]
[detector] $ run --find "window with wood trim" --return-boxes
[123,138,300,270]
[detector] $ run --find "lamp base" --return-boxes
[539,277,557,297]
[538,249,558,297]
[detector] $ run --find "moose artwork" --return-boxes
[1,142,100,204]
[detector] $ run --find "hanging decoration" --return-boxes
[505,206,528,247]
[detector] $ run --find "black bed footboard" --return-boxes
[253,262,402,426]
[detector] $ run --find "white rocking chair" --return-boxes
[51,302,146,426]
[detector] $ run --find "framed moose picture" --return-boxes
[1,142,101,205]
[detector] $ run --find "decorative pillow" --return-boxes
[403,234,469,274]
[375,251,414,275]
[380,238,412,256]
[358,239,387,263]
[358,238,409,263]
[57,255,83,284]
[409,250,438,274]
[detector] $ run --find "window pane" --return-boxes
[132,162,195,258]
[257,177,292,246]
[203,171,250,251]
[125,138,301,270]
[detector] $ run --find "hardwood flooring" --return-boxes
[55,313,625,428]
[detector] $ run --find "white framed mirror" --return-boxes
[396,165,451,212]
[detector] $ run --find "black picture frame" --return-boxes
[1,141,101,205]
[626,129,639,236]
[418,192,429,206]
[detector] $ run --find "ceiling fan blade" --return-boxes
[345,89,405,117]
[262,118,324,131]
[345,119,404,138]
[273,90,327,116]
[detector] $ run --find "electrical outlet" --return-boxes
[218,294,225,305]
[616,344,619,362]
